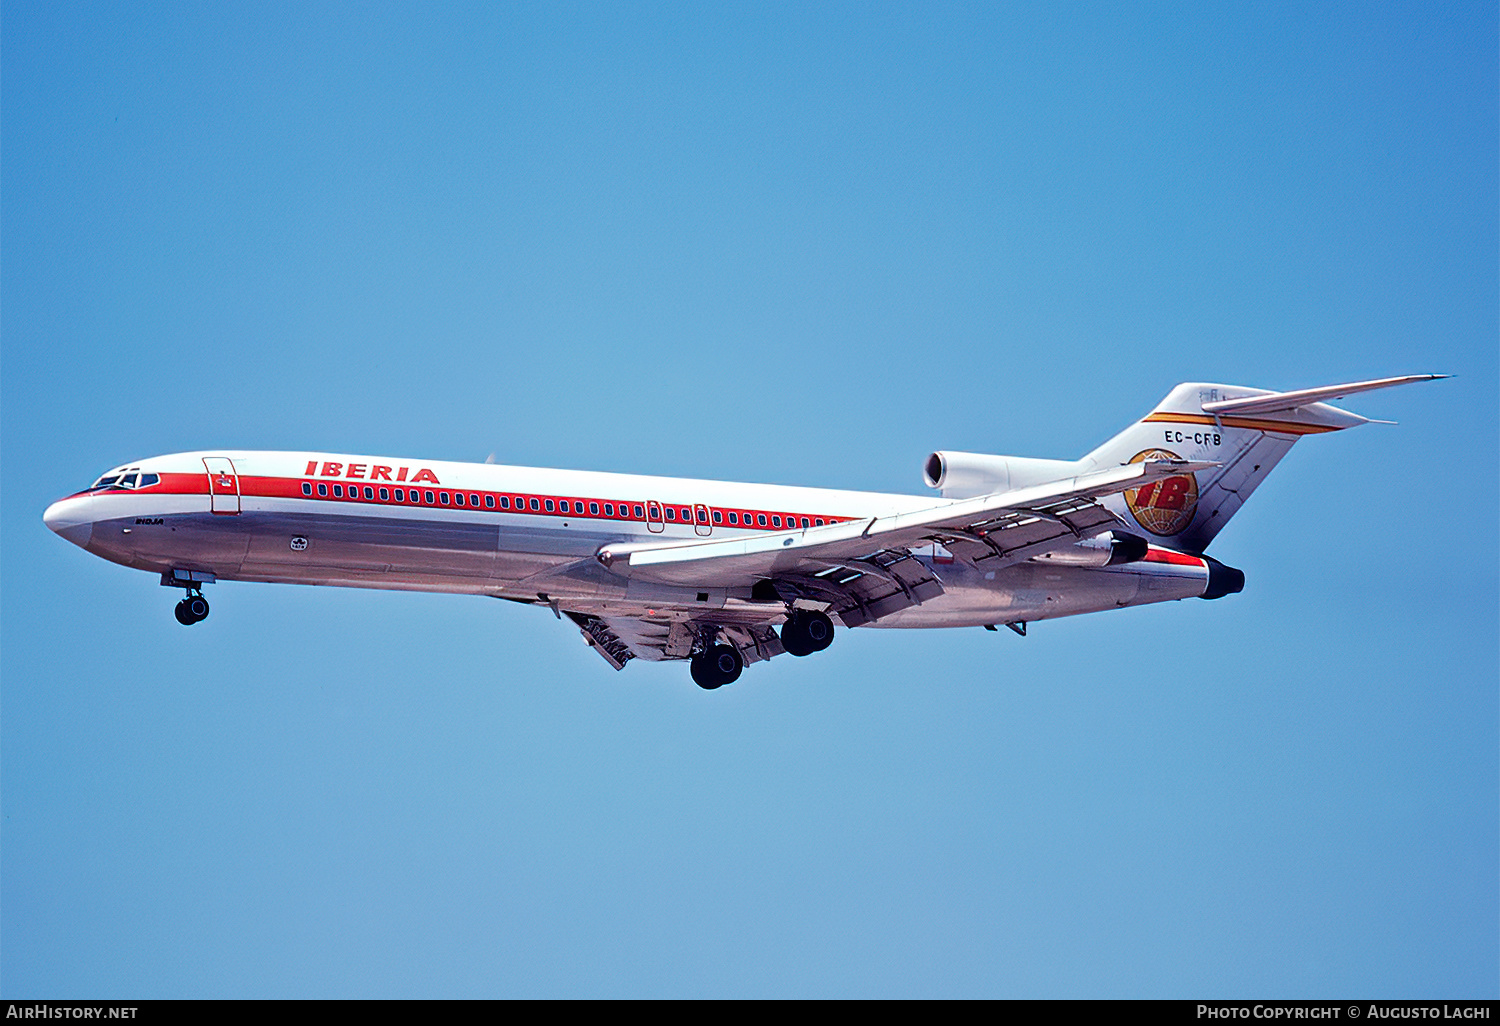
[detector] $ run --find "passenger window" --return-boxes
[589,502,599,515]
[544,499,554,512]
[530,498,539,511]
[485,495,495,508]
[302,483,313,496]
[815,518,824,526]
[394,489,404,501]
[499,496,510,509]
[471,494,480,506]
[728,512,738,525]
[634,504,644,518]
[712,510,722,524]
[440,492,450,504]
[757,514,767,526]
[363,486,374,499]
[379,487,390,501]
[425,490,435,504]
[801,518,809,528]
[666,508,675,520]
[455,493,465,506]
[333,484,344,497]
[559,500,570,513]
[772,515,781,528]
[318,483,328,497]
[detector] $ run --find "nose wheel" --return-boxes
[174,593,210,625]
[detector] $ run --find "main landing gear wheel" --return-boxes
[780,610,834,657]
[690,644,744,690]
[174,595,210,625]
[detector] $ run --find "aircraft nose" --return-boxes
[44,498,94,548]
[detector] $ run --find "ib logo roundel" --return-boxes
[1124,449,1198,536]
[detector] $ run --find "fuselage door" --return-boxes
[203,457,241,515]
[646,500,664,533]
[694,503,711,537]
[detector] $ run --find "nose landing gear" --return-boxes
[162,569,216,626]
[174,594,210,625]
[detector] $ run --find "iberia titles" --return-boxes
[304,460,440,484]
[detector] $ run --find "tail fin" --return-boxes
[1080,375,1445,554]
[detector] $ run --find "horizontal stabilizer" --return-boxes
[1200,374,1448,416]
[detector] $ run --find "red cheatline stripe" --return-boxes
[65,473,855,533]
[1143,412,1339,435]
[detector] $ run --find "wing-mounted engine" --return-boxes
[923,451,1083,499]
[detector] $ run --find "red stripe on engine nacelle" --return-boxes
[1142,547,1207,568]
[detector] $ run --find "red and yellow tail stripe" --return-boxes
[1143,412,1341,436]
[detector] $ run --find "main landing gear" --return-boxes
[690,644,743,690]
[174,592,210,625]
[780,609,834,657]
[686,609,836,690]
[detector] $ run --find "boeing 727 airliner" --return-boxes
[43,375,1443,688]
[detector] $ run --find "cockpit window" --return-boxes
[90,468,160,490]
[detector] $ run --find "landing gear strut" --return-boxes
[780,609,834,657]
[690,644,743,689]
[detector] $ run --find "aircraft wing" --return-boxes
[593,458,1213,629]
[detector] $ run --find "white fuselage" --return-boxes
[43,450,1213,631]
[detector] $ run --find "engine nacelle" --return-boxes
[923,450,1082,499]
[1201,556,1246,599]
[1029,532,1149,568]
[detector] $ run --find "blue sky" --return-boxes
[3,1,1495,997]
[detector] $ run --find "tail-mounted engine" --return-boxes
[1029,532,1150,568]
[924,450,1083,499]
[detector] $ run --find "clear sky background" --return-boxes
[3,1,1495,998]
